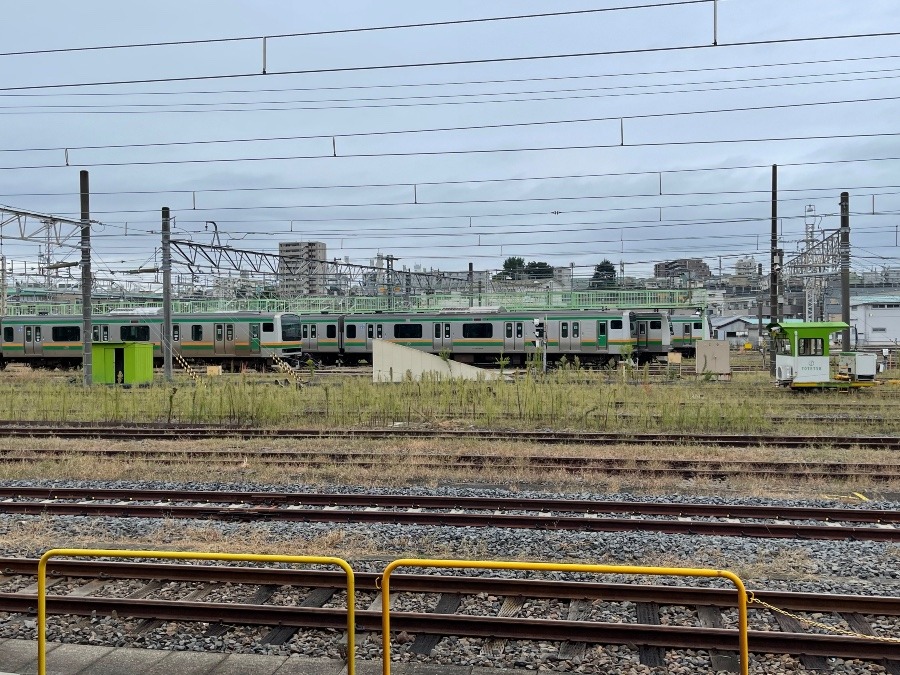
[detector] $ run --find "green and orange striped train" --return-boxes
[0,307,707,369]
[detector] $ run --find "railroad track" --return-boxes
[1,557,898,669]
[3,445,900,481]
[3,488,898,541]
[0,420,899,449]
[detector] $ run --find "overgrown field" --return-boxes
[0,365,898,434]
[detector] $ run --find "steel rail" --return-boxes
[1,487,897,524]
[0,421,899,448]
[2,593,898,660]
[0,500,896,540]
[4,558,899,615]
[2,448,900,481]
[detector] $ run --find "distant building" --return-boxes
[847,296,900,348]
[653,258,711,281]
[278,241,326,296]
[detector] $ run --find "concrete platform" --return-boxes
[0,638,526,675]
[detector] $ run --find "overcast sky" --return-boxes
[2,0,900,287]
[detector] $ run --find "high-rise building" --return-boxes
[653,258,711,280]
[278,241,327,296]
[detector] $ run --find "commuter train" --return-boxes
[0,307,699,369]
[0,310,304,369]
[292,308,674,366]
[669,314,711,358]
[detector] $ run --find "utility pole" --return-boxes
[840,192,851,351]
[468,262,474,307]
[80,170,92,387]
[770,164,778,323]
[162,207,173,381]
[769,164,778,376]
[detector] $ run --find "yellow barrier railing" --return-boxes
[37,549,356,675]
[380,559,749,675]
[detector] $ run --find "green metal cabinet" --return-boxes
[92,341,154,386]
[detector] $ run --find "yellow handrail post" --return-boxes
[381,558,748,675]
[38,548,356,675]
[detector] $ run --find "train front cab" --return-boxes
[631,312,672,363]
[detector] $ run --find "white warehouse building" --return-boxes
[847,296,900,348]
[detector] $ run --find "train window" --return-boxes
[92,326,100,341]
[598,322,607,336]
[572,322,579,338]
[226,325,234,341]
[462,323,492,338]
[561,323,568,338]
[505,323,513,338]
[173,325,180,342]
[444,324,450,339]
[650,320,662,330]
[610,319,623,330]
[302,324,308,339]
[376,324,383,339]
[368,324,374,339]
[434,323,441,339]
[394,324,423,339]
[52,326,80,342]
[215,325,223,341]
[25,327,31,342]
[263,322,274,332]
[2,327,12,342]
[347,325,357,339]
[516,323,523,338]
[120,325,150,341]
[684,325,692,336]
[326,325,336,339]
[798,338,824,356]
[102,326,109,341]
[311,325,317,338]
[694,322,703,330]
[191,325,203,341]
[34,327,42,343]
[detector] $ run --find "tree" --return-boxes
[524,261,554,279]
[590,259,617,288]
[495,256,526,281]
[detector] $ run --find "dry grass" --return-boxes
[0,367,898,436]
[0,436,896,498]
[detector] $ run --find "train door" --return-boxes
[23,325,42,355]
[433,322,451,351]
[366,323,383,350]
[597,321,608,349]
[302,322,319,352]
[214,323,235,355]
[559,321,574,352]
[502,321,524,352]
[249,324,261,354]
[636,320,649,349]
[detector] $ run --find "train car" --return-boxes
[540,310,634,365]
[630,311,672,363]
[0,310,303,369]
[298,308,643,366]
[669,314,710,357]
[304,309,540,366]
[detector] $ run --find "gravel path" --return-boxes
[0,478,897,674]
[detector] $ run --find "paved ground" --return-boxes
[0,638,524,675]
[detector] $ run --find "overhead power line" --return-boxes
[5,130,900,171]
[3,93,899,152]
[0,2,710,57]
[5,155,900,199]
[3,31,900,92]
[2,53,899,99]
